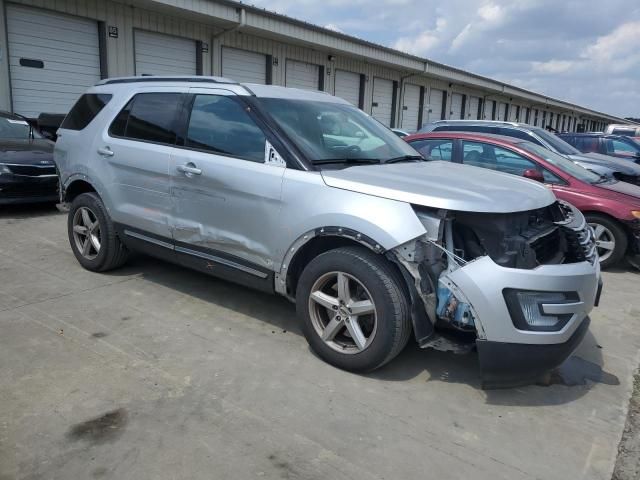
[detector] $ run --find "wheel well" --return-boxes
[286,236,370,297]
[64,180,96,203]
[285,235,407,298]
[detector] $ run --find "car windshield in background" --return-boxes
[0,116,41,139]
[520,142,602,184]
[532,127,581,155]
[257,98,419,164]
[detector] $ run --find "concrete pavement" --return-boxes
[1,204,639,480]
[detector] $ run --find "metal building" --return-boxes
[0,0,632,131]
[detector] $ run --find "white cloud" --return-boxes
[478,3,504,22]
[531,59,575,74]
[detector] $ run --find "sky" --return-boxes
[248,0,640,118]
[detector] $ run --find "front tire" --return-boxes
[296,246,411,372]
[585,213,627,269]
[68,193,128,272]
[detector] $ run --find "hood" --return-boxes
[568,152,640,176]
[598,180,640,204]
[0,139,55,165]
[321,161,556,213]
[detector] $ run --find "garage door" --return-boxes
[371,78,394,127]
[134,30,196,76]
[285,60,320,90]
[6,5,101,117]
[222,47,266,84]
[509,105,519,122]
[467,96,480,120]
[401,84,421,131]
[450,93,464,119]
[426,88,444,123]
[334,70,360,107]
[497,103,508,121]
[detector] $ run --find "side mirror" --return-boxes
[523,168,545,182]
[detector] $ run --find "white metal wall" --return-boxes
[468,96,480,119]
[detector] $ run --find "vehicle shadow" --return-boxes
[107,255,618,407]
[0,202,62,219]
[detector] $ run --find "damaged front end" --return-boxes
[390,201,601,388]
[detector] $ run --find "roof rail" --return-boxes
[96,76,238,86]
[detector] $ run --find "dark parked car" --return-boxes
[558,133,640,162]
[419,120,640,184]
[0,111,58,205]
[405,131,640,268]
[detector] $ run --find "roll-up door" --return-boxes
[468,96,480,120]
[371,78,394,127]
[6,5,101,117]
[509,104,519,122]
[449,93,464,119]
[426,88,445,123]
[401,84,421,131]
[134,30,197,76]
[497,102,508,121]
[222,47,267,84]
[285,60,320,90]
[334,70,361,106]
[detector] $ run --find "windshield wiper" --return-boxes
[384,155,424,164]
[313,158,381,165]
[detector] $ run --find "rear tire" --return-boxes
[296,246,411,372]
[68,193,128,272]
[585,213,627,269]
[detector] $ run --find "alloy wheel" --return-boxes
[589,222,616,263]
[72,207,101,260]
[308,271,378,354]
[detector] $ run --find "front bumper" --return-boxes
[0,175,58,205]
[443,256,601,386]
[477,317,591,389]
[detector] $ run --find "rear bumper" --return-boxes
[477,316,591,389]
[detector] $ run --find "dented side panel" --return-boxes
[170,148,286,270]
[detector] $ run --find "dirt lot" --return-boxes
[1,204,639,480]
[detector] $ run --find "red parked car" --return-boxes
[404,132,640,268]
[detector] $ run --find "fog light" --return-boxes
[503,289,579,332]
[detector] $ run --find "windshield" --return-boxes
[256,98,418,164]
[531,127,580,155]
[0,116,42,140]
[520,142,602,184]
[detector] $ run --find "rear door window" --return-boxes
[109,93,182,145]
[460,140,562,183]
[409,139,453,161]
[61,94,112,130]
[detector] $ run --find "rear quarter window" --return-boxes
[61,94,112,130]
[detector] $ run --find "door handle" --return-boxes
[97,146,114,157]
[177,163,202,176]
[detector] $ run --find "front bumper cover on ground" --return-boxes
[477,317,591,389]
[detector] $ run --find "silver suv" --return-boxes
[55,77,601,387]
